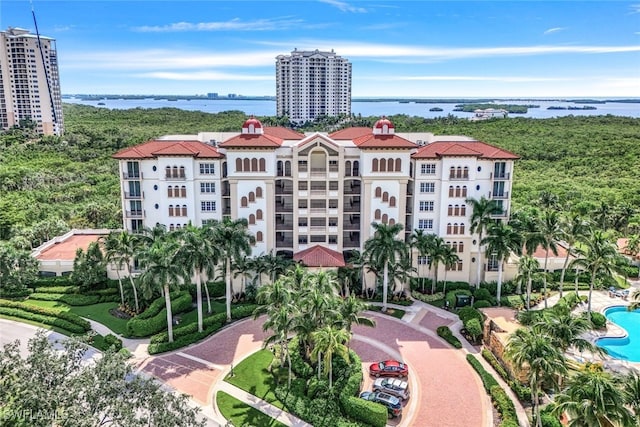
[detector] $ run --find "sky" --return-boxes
[1,0,639,97]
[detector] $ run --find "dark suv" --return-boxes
[359,391,403,418]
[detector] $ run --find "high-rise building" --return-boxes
[113,117,519,285]
[276,49,351,123]
[0,27,64,135]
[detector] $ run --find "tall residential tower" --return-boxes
[0,27,63,135]
[276,49,351,123]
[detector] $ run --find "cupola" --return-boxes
[372,116,394,135]
[241,116,264,135]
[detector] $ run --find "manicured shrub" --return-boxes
[474,288,492,301]
[28,292,66,301]
[341,396,387,427]
[230,304,258,320]
[126,292,192,337]
[60,294,100,306]
[540,407,562,427]
[465,318,483,342]
[33,286,79,294]
[288,337,314,378]
[0,300,90,331]
[473,299,492,309]
[590,311,607,329]
[482,349,531,402]
[466,354,518,425]
[458,306,483,324]
[411,290,444,303]
[436,325,462,349]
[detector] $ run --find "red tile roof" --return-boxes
[112,140,223,159]
[353,134,417,149]
[525,243,570,259]
[294,245,346,268]
[329,127,372,139]
[264,127,305,140]
[218,133,283,148]
[36,234,106,261]
[412,141,519,159]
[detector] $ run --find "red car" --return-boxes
[369,360,408,378]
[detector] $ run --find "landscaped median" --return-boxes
[0,299,91,334]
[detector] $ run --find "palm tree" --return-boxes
[233,255,255,298]
[364,222,408,312]
[559,213,589,299]
[346,249,367,296]
[623,371,640,425]
[262,304,296,387]
[467,196,502,288]
[108,230,140,313]
[570,229,622,314]
[428,237,449,294]
[517,255,540,310]
[137,235,185,343]
[536,311,600,355]
[629,289,640,311]
[311,326,350,388]
[410,229,436,292]
[441,245,460,298]
[505,327,567,427]
[482,222,523,305]
[538,210,562,308]
[100,232,126,306]
[212,218,253,322]
[175,224,219,333]
[334,294,375,335]
[552,367,634,427]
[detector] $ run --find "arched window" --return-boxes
[180,186,186,197]
[389,218,395,225]
[222,161,227,178]
[372,158,379,172]
[167,187,173,197]
[241,197,248,207]
[461,205,467,216]
[345,160,352,176]
[251,158,258,172]
[256,187,263,198]
[236,158,243,172]
[243,158,250,171]
[172,166,178,178]
[389,196,396,207]
[459,242,464,253]
[380,159,386,172]
[449,186,454,197]
[387,158,394,172]
[168,205,174,216]
[165,166,171,178]
[169,224,175,231]
[277,161,283,176]
[395,158,401,172]
[256,209,263,220]
[374,209,381,220]
[446,223,452,234]
[462,186,468,197]
[248,192,255,202]
[382,192,389,202]
[285,161,291,176]
[463,166,469,178]
[256,231,263,242]
[451,242,457,252]
[259,158,266,172]
[460,223,465,234]
[455,186,461,197]
[375,187,382,198]
[382,214,388,224]
[353,160,359,176]
[181,205,187,216]
[450,166,455,178]
[456,166,462,178]
[453,223,459,234]
[249,214,256,225]
[179,166,185,178]
[454,205,460,216]
[448,205,453,216]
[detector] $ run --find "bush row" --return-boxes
[466,354,518,427]
[0,289,32,299]
[338,352,387,427]
[92,333,123,352]
[126,292,193,337]
[33,286,79,294]
[0,307,88,334]
[481,349,531,402]
[410,290,444,303]
[0,300,91,331]
[28,292,117,306]
[147,304,258,354]
[436,325,462,348]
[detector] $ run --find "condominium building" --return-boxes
[276,49,351,123]
[0,27,63,135]
[113,117,518,284]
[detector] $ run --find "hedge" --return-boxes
[458,306,483,324]
[436,325,462,349]
[0,300,90,331]
[0,307,88,334]
[28,293,66,301]
[60,294,101,306]
[482,349,531,402]
[341,396,386,427]
[590,312,607,329]
[466,354,518,426]
[126,292,193,337]
[33,286,79,294]
[411,290,444,303]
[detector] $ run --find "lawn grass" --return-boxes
[224,349,285,409]
[216,391,286,427]
[178,300,226,325]
[0,313,74,336]
[368,305,406,319]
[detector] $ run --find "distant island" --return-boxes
[453,103,539,114]
[429,107,444,112]
[547,105,598,110]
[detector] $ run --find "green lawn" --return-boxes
[368,305,406,319]
[224,349,285,409]
[216,391,286,427]
[178,300,227,326]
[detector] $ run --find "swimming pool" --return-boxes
[596,306,640,362]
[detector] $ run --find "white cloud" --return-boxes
[543,27,566,35]
[135,71,272,81]
[389,76,574,83]
[630,4,640,14]
[134,17,311,32]
[319,0,367,13]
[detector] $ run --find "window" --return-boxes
[256,231,263,242]
[241,197,248,207]
[382,192,389,202]
[375,187,382,198]
[420,201,434,212]
[180,186,186,197]
[418,219,433,230]
[236,158,243,172]
[374,209,381,220]
[200,182,215,193]
[167,187,173,197]
[181,205,187,216]
[256,187,263,198]
[381,214,388,224]
[201,201,216,212]
[168,205,175,216]
[395,158,401,172]
[387,158,394,172]
[420,182,435,193]
[251,158,258,171]
[126,161,140,178]
[200,163,215,174]
[249,192,255,202]
[372,158,379,172]
[389,196,396,207]
[259,158,266,172]
[249,214,256,225]
[417,255,430,265]
[256,209,263,220]
[243,158,250,171]
[421,163,436,175]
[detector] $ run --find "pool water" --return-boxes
[596,306,640,362]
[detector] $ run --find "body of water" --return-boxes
[596,306,640,362]
[63,97,640,119]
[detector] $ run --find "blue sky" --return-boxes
[2,0,639,97]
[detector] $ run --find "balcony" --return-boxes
[165,174,186,181]
[125,210,144,218]
[490,210,509,218]
[489,191,509,200]
[275,239,294,248]
[276,187,293,195]
[485,262,500,272]
[344,203,361,213]
[490,172,511,180]
[449,173,469,181]
[310,168,326,178]
[122,172,142,179]
[275,221,294,231]
[124,192,143,199]
[344,184,361,195]
[310,189,326,196]
[276,204,293,213]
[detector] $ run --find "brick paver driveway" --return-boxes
[138,310,490,427]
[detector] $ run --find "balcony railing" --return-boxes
[344,203,361,213]
[310,189,326,196]
[344,222,359,230]
[275,239,294,248]
[489,191,509,200]
[275,204,293,213]
[165,174,186,181]
[490,172,511,180]
[122,172,142,179]
[490,210,509,218]
[449,173,469,181]
[276,221,294,230]
[485,263,500,272]
[124,192,143,199]
[310,226,326,232]
[276,187,293,195]
[125,210,144,218]
[343,239,361,248]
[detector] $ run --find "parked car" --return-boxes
[359,391,403,418]
[369,360,409,378]
[373,377,410,400]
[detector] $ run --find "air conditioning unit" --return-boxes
[208,139,218,147]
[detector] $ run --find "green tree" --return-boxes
[440,244,460,297]
[109,230,141,313]
[212,218,253,322]
[0,243,38,295]
[552,367,634,427]
[71,241,106,292]
[0,332,206,427]
[559,213,589,299]
[482,222,523,304]
[467,196,502,288]
[536,311,598,355]
[506,327,567,427]
[516,255,540,310]
[410,229,436,292]
[364,222,408,312]
[428,237,449,294]
[623,371,640,425]
[101,232,127,305]
[538,210,562,308]
[311,326,350,388]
